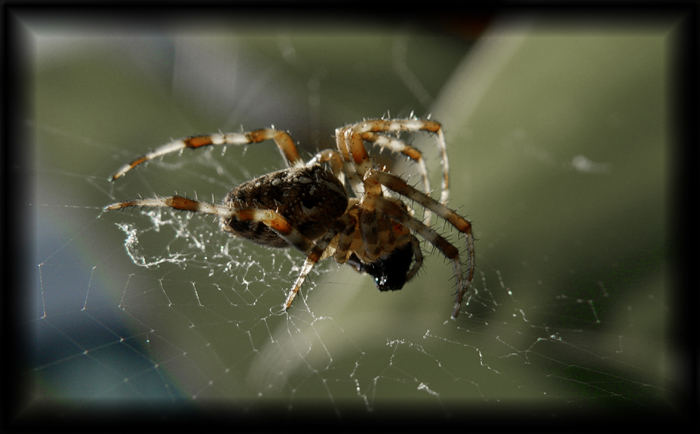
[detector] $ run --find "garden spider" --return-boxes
[105,119,475,318]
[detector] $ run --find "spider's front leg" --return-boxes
[336,119,450,206]
[110,128,303,181]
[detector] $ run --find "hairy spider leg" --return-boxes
[110,128,303,181]
[103,195,318,254]
[282,214,356,311]
[344,119,450,205]
[334,126,365,197]
[373,196,468,318]
[306,149,346,186]
[405,237,423,282]
[334,126,431,200]
[366,170,475,318]
[359,131,433,224]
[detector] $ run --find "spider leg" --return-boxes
[284,257,318,310]
[368,171,472,237]
[282,215,356,311]
[405,236,423,282]
[343,119,450,205]
[367,170,474,318]
[334,125,365,197]
[104,196,317,254]
[110,128,303,181]
[306,149,345,186]
[104,195,233,216]
[360,131,432,224]
[373,196,470,318]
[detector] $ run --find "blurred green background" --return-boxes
[24,9,679,416]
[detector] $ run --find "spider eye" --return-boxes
[349,242,414,292]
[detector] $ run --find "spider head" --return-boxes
[348,242,414,291]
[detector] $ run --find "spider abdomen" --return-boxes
[223,164,348,247]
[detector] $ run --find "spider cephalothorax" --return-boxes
[105,119,475,318]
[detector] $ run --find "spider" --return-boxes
[105,119,475,318]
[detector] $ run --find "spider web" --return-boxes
[17,8,689,428]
